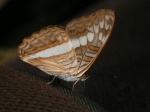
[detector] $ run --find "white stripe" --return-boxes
[85,52,95,58]
[102,36,106,43]
[94,25,99,34]
[64,40,73,52]
[105,15,109,20]
[99,32,103,40]
[87,32,94,42]
[80,61,89,66]
[79,36,87,46]
[24,44,30,50]
[26,41,73,59]
[100,20,104,28]
[71,38,80,49]
[105,22,109,30]
[87,26,93,32]
[110,14,114,21]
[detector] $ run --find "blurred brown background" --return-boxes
[0,0,150,112]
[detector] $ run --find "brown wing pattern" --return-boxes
[66,9,115,77]
[18,26,78,75]
[18,9,115,81]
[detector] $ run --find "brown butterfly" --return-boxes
[18,9,115,90]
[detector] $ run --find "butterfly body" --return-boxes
[18,9,115,82]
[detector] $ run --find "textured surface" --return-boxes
[0,66,91,112]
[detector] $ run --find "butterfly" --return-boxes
[18,9,115,89]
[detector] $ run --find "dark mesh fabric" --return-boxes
[0,66,91,112]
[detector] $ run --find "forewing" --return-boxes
[18,26,78,75]
[66,9,115,77]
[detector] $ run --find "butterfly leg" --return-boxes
[81,74,90,88]
[83,76,90,87]
[72,78,80,91]
[47,76,56,84]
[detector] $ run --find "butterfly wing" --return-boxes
[18,26,78,76]
[18,9,115,82]
[66,9,115,77]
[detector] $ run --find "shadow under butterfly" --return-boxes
[18,9,115,91]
